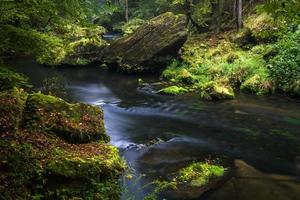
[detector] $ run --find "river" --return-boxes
[5,58,300,200]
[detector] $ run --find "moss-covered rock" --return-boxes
[36,27,108,66]
[0,87,125,199]
[0,65,31,91]
[121,18,145,36]
[0,130,125,200]
[199,80,235,100]
[47,144,124,180]
[240,74,274,95]
[167,161,227,200]
[24,93,109,143]
[158,86,188,95]
[0,88,28,132]
[178,162,225,187]
[102,12,188,73]
[245,13,285,43]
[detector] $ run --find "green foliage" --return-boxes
[0,65,31,91]
[261,0,300,25]
[162,36,275,99]
[269,27,300,95]
[121,18,145,36]
[122,171,176,200]
[144,180,176,200]
[0,140,44,199]
[0,0,107,65]
[178,162,225,187]
[158,86,188,95]
[240,74,273,95]
[246,13,286,43]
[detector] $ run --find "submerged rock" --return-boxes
[24,93,109,143]
[205,160,300,200]
[167,161,228,200]
[102,12,188,73]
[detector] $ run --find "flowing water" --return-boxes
[6,58,300,199]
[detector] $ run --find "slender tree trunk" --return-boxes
[125,0,129,23]
[236,0,243,31]
[233,0,236,19]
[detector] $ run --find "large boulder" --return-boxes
[102,12,188,73]
[24,93,109,143]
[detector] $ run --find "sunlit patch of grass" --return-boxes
[178,162,225,187]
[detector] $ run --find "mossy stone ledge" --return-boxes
[102,12,188,73]
[24,92,109,144]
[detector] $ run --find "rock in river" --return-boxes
[102,12,188,73]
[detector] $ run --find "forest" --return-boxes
[0,0,300,199]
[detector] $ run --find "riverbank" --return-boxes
[158,16,300,100]
[2,59,300,199]
[0,65,125,199]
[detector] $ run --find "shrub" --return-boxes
[0,65,31,91]
[269,28,300,95]
[246,13,286,43]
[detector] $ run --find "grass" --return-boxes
[160,33,275,99]
[178,162,225,187]
[158,86,188,95]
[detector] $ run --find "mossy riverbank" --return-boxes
[0,65,125,199]
[158,13,300,100]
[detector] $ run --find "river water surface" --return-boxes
[6,58,300,200]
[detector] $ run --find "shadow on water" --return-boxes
[5,58,300,199]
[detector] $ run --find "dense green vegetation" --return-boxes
[0,0,300,199]
[178,162,225,187]
[0,67,125,199]
[0,0,108,65]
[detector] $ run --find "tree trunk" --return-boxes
[233,0,236,19]
[236,0,243,31]
[125,0,129,23]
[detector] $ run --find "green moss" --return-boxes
[178,162,225,187]
[161,32,284,100]
[24,93,109,143]
[47,144,124,180]
[158,86,188,95]
[197,79,235,100]
[0,131,125,200]
[121,18,145,36]
[245,13,285,43]
[0,88,124,199]
[2,24,107,66]
[0,65,31,91]
[240,74,274,95]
